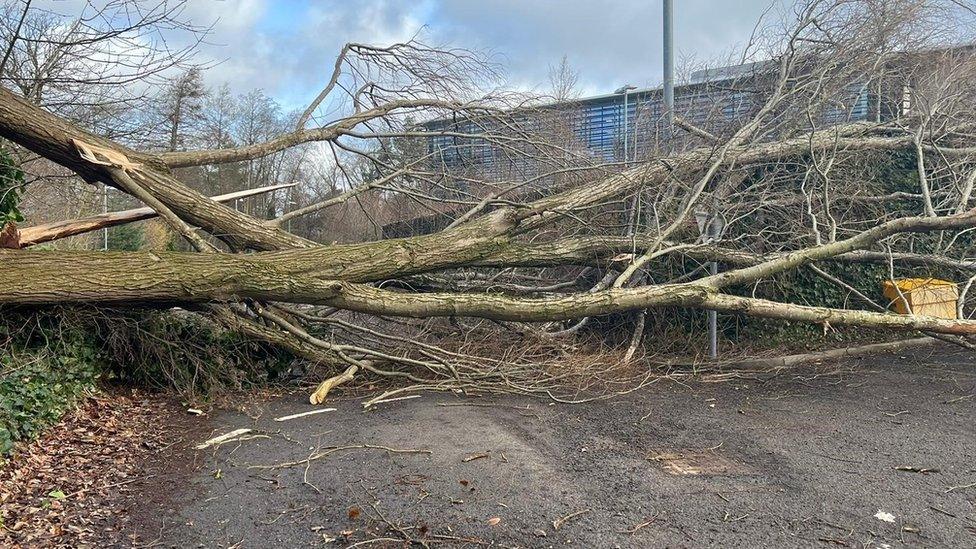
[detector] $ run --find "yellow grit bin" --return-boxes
[882,278,959,319]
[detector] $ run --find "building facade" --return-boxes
[424,59,876,180]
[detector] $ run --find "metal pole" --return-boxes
[287,188,294,234]
[707,215,722,359]
[708,262,718,359]
[622,90,629,162]
[633,97,639,161]
[663,0,674,130]
[102,183,108,250]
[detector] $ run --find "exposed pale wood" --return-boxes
[362,394,421,408]
[310,364,358,405]
[194,428,253,449]
[16,183,296,248]
[273,408,336,422]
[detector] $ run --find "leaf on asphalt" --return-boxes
[874,510,896,523]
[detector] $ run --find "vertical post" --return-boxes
[634,95,639,161]
[708,261,718,359]
[622,90,629,162]
[707,214,723,359]
[697,210,723,359]
[286,188,294,234]
[102,183,108,251]
[663,0,674,130]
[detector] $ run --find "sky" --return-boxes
[179,0,790,110]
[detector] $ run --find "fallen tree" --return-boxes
[4,0,976,402]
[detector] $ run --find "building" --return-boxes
[423,59,875,179]
[383,48,968,238]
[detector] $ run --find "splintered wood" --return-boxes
[273,408,336,422]
[195,428,254,449]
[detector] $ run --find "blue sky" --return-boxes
[183,0,788,110]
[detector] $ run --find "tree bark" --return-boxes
[5,251,976,335]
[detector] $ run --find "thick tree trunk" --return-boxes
[6,249,976,336]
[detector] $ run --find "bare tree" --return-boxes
[158,67,205,152]
[0,0,207,241]
[547,54,581,101]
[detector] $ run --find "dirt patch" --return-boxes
[121,344,976,547]
[0,386,202,548]
[649,449,745,476]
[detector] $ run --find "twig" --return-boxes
[273,408,336,422]
[929,506,957,518]
[363,394,422,408]
[429,533,492,546]
[345,537,401,548]
[436,403,532,411]
[368,501,430,549]
[195,428,253,450]
[249,444,431,469]
[552,508,589,530]
[619,516,657,535]
[945,481,976,493]
[462,452,490,463]
[895,466,939,474]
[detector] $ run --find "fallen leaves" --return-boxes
[0,388,186,548]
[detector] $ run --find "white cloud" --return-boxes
[30,0,793,107]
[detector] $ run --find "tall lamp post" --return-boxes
[615,84,637,162]
[663,0,674,131]
[696,210,726,359]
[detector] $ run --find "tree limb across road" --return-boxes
[5,0,976,400]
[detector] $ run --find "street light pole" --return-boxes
[663,0,674,131]
[696,211,726,359]
[615,84,637,162]
[707,220,720,359]
[623,89,629,161]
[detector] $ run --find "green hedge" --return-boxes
[0,330,101,456]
